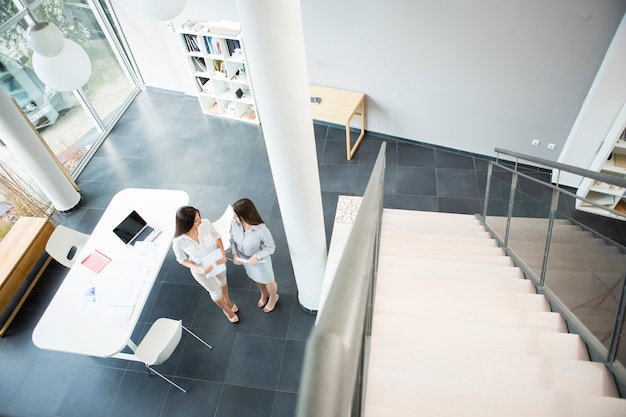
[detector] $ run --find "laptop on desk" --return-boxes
[113,210,160,246]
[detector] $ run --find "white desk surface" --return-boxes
[32,188,189,357]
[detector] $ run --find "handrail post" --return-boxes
[481,162,493,220]
[608,272,626,363]
[504,171,518,248]
[539,188,560,288]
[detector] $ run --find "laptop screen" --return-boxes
[113,210,147,244]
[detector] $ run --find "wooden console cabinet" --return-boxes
[0,217,54,336]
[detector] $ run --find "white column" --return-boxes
[0,88,81,212]
[235,0,327,311]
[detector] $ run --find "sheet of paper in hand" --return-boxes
[201,248,226,276]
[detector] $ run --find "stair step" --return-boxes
[379,253,513,267]
[384,209,480,223]
[371,315,588,359]
[379,285,551,311]
[368,341,618,397]
[374,296,566,332]
[377,265,526,283]
[377,261,524,280]
[376,276,535,295]
[364,368,626,417]
[380,237,506,256]
[381,230,498,246]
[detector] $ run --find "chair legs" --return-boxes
[143,325,212,394]
[147,365,188,394]
[182,325,213,350]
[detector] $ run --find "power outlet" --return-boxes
[531,139,541,146]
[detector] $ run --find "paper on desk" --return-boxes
[201,248,226,277]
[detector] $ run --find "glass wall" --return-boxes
[0,0,140,237]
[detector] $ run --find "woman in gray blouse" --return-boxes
[230,198,279,313]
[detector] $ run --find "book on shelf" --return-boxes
[204,36,222,55]
[191,56,207,72]
[225,39,242,57]
[183,34,200,52]
[81,250,112,274]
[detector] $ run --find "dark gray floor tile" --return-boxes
[435,148,476,169]
[224,334,285,389]
[436,168,479,198]
[272,391,298,417]
[161,380,221,417]
[397,142,435,167]
[319,164,359,193]
[396,167,437,196]
[216,384,275,417]
[56,365,125,417]
[277,340,306,392]
[8,357,80,416]
[176,329,235,382]
[107,370,170,417]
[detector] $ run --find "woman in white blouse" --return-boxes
[230,198,279,313]
[172,206,239,323]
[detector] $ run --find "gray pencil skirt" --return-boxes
[243,256,275,284]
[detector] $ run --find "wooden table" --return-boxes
[309,84,366,160]
[0,217,54,337]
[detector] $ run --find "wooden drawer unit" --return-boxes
[0,217,54,336]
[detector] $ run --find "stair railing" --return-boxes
[482,147,626,394]
[295,142,386,417]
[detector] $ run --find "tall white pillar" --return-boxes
[235,0,327,311]
[0,88,81,212]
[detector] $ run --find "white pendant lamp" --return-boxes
[26,22,92,92]
[25,22,64,57]
[32,40,91,91]
[140,0,186,20]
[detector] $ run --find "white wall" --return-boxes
[557,13,626,187]
[110,0,626,162]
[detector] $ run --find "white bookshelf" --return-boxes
[576,103,626,218]
[177,20,258,124]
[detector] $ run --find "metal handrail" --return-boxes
[296,142,386,417]
[485,148,626,393]
[494,147,626,189]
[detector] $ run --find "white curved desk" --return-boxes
[32,188,189,359]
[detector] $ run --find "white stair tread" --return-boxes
[379,252,514,266]
[378,286,551,311]
[368,341,618,397]
[364,368,626,417]
[379,242,505,256]
[377,262,524,280]
[371,315,588,360]
[374,296,566,332]
[377,266,526,284]
[376,274,535,293]
[381,230,498,246]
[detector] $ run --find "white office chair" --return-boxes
[45,224,90,268]
[211,204,233,252]
[133,318,212,393]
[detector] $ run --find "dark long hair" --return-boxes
[174,206,199,237]
[232,198,264,226]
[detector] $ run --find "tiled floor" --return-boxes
[1,88,625,417]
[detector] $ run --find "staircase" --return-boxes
[365,209,626,417]
[486,216,626,344]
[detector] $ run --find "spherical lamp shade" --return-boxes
[32,40,91,91]
[26,22,65,57]
[140,0,186,20]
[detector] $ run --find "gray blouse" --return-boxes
[229,220,276,260]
